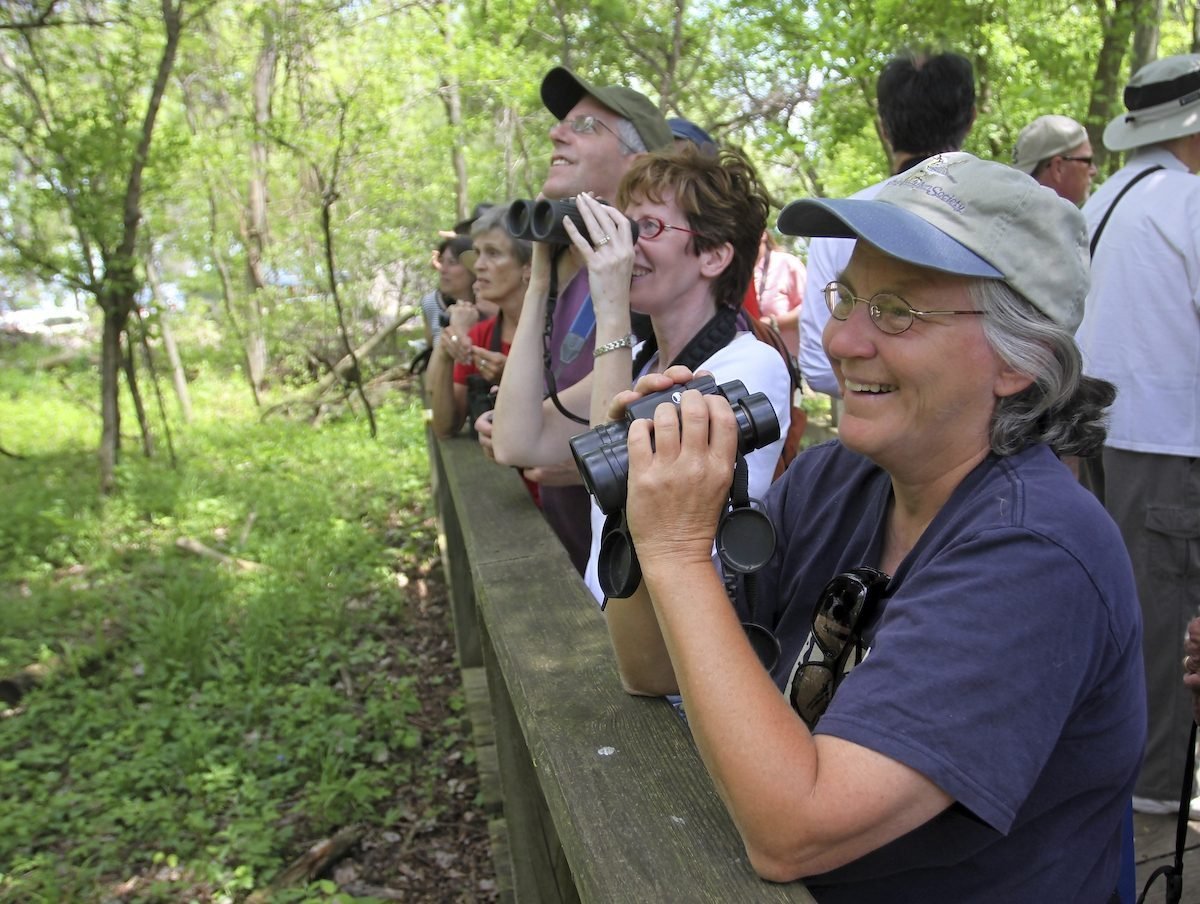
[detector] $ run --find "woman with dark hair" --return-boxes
[420,234,477,349]
[604,154,1143,902]
[492,145,791,603]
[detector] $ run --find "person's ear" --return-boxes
[698,242,734,279]
[875,113,892,150]
[994,361,1035,399]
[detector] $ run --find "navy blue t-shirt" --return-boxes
[749,441,1145,903]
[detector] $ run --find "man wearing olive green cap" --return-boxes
[487,68,671,576]
[1076,53,1200,820]
[539,66,673,204]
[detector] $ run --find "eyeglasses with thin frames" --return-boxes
[634,215,704,242]
[564,115,639,154]
[824,280,985,335]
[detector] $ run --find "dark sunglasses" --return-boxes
[785,566,890,729]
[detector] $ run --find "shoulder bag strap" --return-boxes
[490,312,503,353]
[1090,165,1165,259]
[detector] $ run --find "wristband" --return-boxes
[593,333,637,358]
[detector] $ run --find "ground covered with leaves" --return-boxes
[330,561,498,903]
[0,339,496,903]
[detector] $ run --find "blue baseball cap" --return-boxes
[667,117,717,153]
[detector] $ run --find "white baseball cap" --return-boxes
[1012,115,1089,174]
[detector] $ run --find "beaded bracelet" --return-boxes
[592,333,637,358]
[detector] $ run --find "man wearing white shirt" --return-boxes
[799,51,976,398]
[1077,54,1200,818]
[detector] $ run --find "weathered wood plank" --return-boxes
[462,666,502,809]
[429,436,815,903]
[488,816,515,904]
[431,437,482,670]
[1133,813,1200,903]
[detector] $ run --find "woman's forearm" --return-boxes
[428,344,466,438]
[589,296,635,428]
[492,256,582,466]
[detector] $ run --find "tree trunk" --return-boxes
[121,330,154,458]
[1131,0,1163,74]
[98,305,125,494]
[157,312,192,424]
[439,77,469,220]
[96,0,186,493]
[144,257,193,423]
[242,14,278,396]
[179,78,262,407]
[1085,0,1138,173]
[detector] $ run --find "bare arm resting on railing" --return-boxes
[428,302,479,438]
[616,376,951,880]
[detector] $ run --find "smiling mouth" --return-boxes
[631,266,650,278]
[845,379,897,394]
[550,156,572,167]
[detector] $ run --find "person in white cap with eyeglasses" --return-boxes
[1011,113,1097,205]
[602,152,1143,902]
[1076,53,1200,820]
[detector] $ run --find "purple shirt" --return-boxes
[541,268,595,575]
[546,269,595,391]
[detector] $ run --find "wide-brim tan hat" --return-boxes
[1104,54,1200,151]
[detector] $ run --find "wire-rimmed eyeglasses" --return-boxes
[564,115,639,154]
[823,281,985,335]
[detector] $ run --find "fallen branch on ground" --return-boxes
[245,824,365,903]
[175,537,266,571]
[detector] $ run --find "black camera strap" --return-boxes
[631,304,739,381]
[488,311,504,353]
[541,250,590,426]
[1135,718,1194,904]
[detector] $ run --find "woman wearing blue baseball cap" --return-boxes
[604,153,1144,902]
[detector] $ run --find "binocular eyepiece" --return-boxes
[506,197,640,246]
[569,375,781,516]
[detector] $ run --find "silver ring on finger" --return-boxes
[595,235,611,247]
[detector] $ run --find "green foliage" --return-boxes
[1,0,1195,487]
[0,343,444,902]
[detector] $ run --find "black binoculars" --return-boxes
[506,197,640,246]
[569,375,780,517]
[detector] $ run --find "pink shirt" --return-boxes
[755,248,806,356]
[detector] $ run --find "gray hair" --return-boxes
[973,279,1114,458]
[615,117,648,155]
[471,203,533,265]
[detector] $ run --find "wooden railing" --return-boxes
[429,430,816,903]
